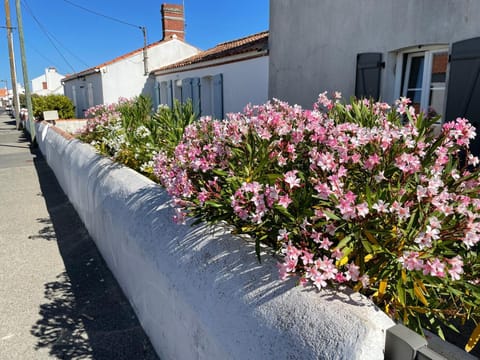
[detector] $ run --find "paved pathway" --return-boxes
[0,112,159,359]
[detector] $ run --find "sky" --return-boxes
[0,0,269,87]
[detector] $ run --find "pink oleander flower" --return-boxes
[364,153,381,170]
[446,256,464,280]
[399,251,424,271]
[284,170,301,189]
[345,262,360,282]
[423,258,446,278]
[278,194,292,208]
[356,202,369,218]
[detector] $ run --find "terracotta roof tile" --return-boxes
[153,30,268,73]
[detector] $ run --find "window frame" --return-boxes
[394,45,449,118]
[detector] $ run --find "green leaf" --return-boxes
[212,169,228,177]
[273,204,295,221]
[336,234,352,250]
[205,200,223,208]
[323,210,341,221]
[397,277,406,306]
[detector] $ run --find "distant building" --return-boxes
[0,87,8,108]
[31,67,65,95]
[62,4,199,118]
[152,31,269,119]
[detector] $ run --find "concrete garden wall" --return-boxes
[33,120,395,360]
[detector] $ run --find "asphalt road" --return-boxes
[0,112,159,359]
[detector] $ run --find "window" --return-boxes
[396,47,448,120]
[200,74,223,119]
[181,78,201,115]
[159,81,172,108]
[174,79,182,102]
[157,74,223,118]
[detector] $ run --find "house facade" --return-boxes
[152,31,269,119]
[62,4,199,118]
[31,67,65,95]
[269,0,480,141]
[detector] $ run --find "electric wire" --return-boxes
[62,0,143,30]
[25,40,62,69]
[21,0,77,73]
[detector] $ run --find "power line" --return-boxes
[21,0,77,73]
[62,0,143,30]
[25,40,62,70]
[61,0,149,74]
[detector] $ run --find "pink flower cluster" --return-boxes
[81,103,121,134]
[279,241,370,290]
[399,252,464,280]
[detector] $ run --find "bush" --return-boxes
[152,99,198,156]
[78,96,197,179]
[32,94,75,119]
[153,94,480,349]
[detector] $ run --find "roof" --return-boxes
[63,37,177,82]
[153,30,268,74]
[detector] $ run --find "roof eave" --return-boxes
[152,49,268,76]
[63,67,102,82]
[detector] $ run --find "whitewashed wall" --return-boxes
[34,121,395,360]
[155,55,269,116]
[102,39,199,104]
[32,68,65,95]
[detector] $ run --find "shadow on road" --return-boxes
[29,144,159,360]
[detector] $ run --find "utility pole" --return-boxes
[142,26,148,75]
[14,0,34,142]
[4,0,20,130]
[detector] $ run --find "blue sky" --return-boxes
[0,0,269,87]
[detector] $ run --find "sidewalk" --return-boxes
[0,112,158,359]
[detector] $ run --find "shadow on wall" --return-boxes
[28,146,159,360]
[124,184,384,310]
[140,75,157,108]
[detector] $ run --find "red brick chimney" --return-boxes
[161,3,185,41]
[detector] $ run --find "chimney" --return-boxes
[161,3,185,41]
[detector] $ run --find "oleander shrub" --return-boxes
[78,96,197,179]
[153,93,480,350]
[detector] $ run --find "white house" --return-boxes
[152,31,269,119]
[269,0,480,152]
[31,67,65,95]
[62,4,199,118]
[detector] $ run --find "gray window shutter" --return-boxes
[213,73,224,120]
[167,80,173,108]
[445,37,480,155]
[154,82,160,109]
[191,77,201,116]
[355,53,383,101]
[159,81,168,105]
[182,78,193,103]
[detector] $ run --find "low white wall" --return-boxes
[34,121,395,360]
[54,119,87,134]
